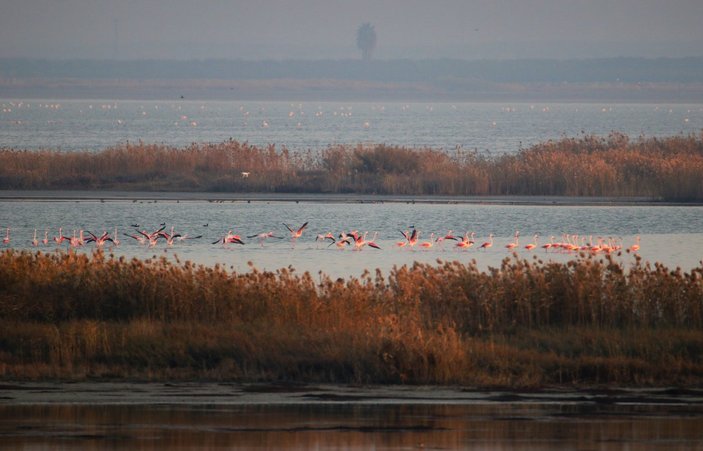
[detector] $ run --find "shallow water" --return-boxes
[1,199,702,277]
[1,100,702,153]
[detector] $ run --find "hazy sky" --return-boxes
[1,0,702,60]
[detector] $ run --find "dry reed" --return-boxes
[1,133,702,200]
[0,249,701,386]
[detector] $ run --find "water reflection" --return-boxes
[2,403,702,450]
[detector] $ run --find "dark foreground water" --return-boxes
[2,383,703,450]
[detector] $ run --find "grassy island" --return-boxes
[1,133,702,201]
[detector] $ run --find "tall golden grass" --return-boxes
[1,249,701,386]
[1,133,702,200]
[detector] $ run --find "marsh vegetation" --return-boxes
[1,249,701,386]
[1,133,702,200]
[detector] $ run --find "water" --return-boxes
[2,199,701,277]
[1,100,702,152]
[2,383,703,450]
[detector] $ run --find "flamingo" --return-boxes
[3,228,10,244]
[42,229,49,246]
[31,229,39,247]
[419,233,435,249]
[479,233,494,251]
[86,230,113,247]
[284,222,308,246]
[334,237,352,249]
[158,227,179,246]
[407,229,419,249]
[366,232,381,250]
[628,235,640,253]
[213,230,245,246]
[542,235,555,252]
[524,234,539,251]
[456,231,475,250]
[505,230,519,251]
[112,227,120,246]
[352,231,369,251]
[53,227,67,245]
[396,230,411,248]
[314,232,336,247]
[436,230,459,250]
[248,231,284,247]
[123,232,147,245]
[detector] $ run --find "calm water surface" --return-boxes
[3,403,702,450]
[2,383,703,450]
[1,100,702,152]
[2,200,701,277]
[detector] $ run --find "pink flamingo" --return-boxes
[524,234,539,251]
[628,235,640,253]
[212,230,245,246]
[31,229,39,247]
[541,235,555,252]
[479,233,494,251]
[53,227,67,245]
[249,231,284,247]
[3,228,10,244]
[419,233,435,249]
[366,232,381,250]
[505,230,519,251]
[284,222,308,247]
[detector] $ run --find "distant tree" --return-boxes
[356,23,377,61]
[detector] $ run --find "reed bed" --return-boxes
[1,133,702,200]
[0,249,701,386]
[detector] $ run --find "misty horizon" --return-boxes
[2,0,702,61]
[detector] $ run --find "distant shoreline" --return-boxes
[1,190,696,206]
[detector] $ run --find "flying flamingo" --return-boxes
[479,233,494,251]
[407,229,419,249]
[314,232,336,248]
[123,232,147,245]
[396,230,412,248]
[86,230,114,247]
[284,222,308,246]
[333,237,352,249]
[212,230,245,246]
[248,231,284,247]
[352,231,369,251]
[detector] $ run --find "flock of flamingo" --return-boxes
[1,224,641,255]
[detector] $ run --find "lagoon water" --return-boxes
[1,100,702,153]
[1,198,702,277]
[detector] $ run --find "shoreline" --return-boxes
[2,381,702,406]
[1,190,697,206]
